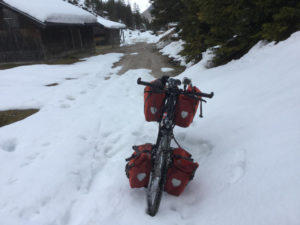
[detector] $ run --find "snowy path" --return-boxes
[98,43,184,78]
[1,31,300,225]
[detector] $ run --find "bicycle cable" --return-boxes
[172,133,182,149]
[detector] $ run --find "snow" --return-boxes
[159,40,187,66]
[159,28,176,39]
[1,30,300,225]
[97,16,126,29]
[161,67,174,72]
[122,29,163,45]
[2,0,96,24]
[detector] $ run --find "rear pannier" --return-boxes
[125,144,153,188]
[144,82,166,122]
[165,148,199,196]
[174,85,201,128]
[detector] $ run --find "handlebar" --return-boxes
[137,77,214,99]
[137,77,155,88]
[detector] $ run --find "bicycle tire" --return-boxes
[147,138,170,216]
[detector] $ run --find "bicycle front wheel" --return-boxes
[147,146,169,216]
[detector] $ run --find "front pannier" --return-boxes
[125,144,153,188]
[165,148,199,196]
[144,82,166,122]
[174,85,201,128]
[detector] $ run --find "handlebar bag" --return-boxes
[174,85,201,128]
[144,82,166,122]
[125,144,153,188]
[165,148,199,196]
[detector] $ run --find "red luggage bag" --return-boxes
[125,144,153,188]
[144,81,166,122]
[165,148,199,196]
[174,85,201,128]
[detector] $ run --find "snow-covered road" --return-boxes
[1,31,300,225]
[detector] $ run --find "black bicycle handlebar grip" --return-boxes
[137,77,155,88]
[199,92,214,98]
[176,80,182,86]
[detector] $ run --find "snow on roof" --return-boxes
[97,16,126,29]
[2,0,97,25]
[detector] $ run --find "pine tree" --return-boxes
[150,0,183,29]
[179,0,300,66]
[179,0,210,63]
[259,0,300,41]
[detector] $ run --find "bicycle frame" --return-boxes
[147,83,180,216]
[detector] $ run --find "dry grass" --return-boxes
[0,52,95,70]
[0,109,39,127]
[45,83,59,87]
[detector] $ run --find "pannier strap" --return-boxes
[125,145,152,161]
[144,90,165,94]
[173,154,194,162]
[172,135,182,149]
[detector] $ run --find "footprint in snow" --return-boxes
[7,178,18,185]
[101,131,112,138]
[19,152,40,167]
[66,95,76,101]
[80,90,87,95]
[41,142,50,147]
[19,206,40,219]
[0,138,17,152]
[26,152,39,160]
[110,134,122,143]
[104,145,114,158]
[132,129,142,137]
[228,149,247,184]
[60,103,71,109]
[186,139,213,165]
[78,135,88,141]
[88,84,97,89]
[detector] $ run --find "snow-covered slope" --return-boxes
[159,39,186,66]
[0,31,300,225]
[174,32,300,225]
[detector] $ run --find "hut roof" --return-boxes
[0,0,97,26]
[97,16,126,29]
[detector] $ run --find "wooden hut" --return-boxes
[94,16,126,46]
[0,0,98,64]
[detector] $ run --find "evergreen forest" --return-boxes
[151,0,300,66]
[67,0,150,30]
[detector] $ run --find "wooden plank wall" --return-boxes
[0,6,95,64]
[0,7,44,63]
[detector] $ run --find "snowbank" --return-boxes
[2,0,96,24]
[122,29,163,45]
[173,32,300,225]
[159,40,187,66]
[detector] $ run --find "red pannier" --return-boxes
[174,85,201,128]
[144,81,166,122]
[125,144,153,188]
[165,148,199,196]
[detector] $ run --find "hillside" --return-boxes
[142,5,153,23]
